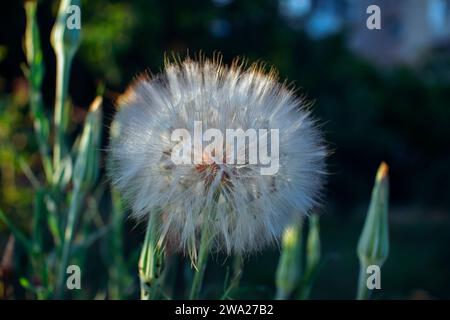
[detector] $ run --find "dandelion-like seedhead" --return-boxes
[108,56,327,255]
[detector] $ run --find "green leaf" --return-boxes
[0,208,31,253]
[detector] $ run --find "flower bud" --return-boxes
[24,1,44,89]
[73,97,102,191]
[276,224,302,299]
[305,214,320,275]
[357,162,390,267]
[51,0,81,60]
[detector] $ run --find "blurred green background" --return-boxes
[0,0,449,299]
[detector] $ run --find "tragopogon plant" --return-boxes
[107,56,327,299]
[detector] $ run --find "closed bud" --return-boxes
[306,214,320,274]
[73,96,102,191]
[357,162,390,267]
[276,224,302,299]
[24,1,44,89]
[51,0,81,60]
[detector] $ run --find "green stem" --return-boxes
[297,266,318,300]
[53,52,71,178]
[139,221,154,300]
[139,212,163,300]
[297,273,312,300]
[30,91,52,182]
[275,288,289,300]
[221,254,243,300]
[108,190,128,300]
[55,185,84,298]
[189,228,211,300]
[356,261,371,300]
[24,1,52,182]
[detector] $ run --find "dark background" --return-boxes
[1,0,449,299]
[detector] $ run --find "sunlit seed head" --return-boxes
[107,55,327,255]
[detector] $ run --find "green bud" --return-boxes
[73,96,102,191]
[275,224,302,299]
[357,162,390,267]
[305,214,321,273]
[24,1,44,89]
[51,0,81,60]
[296,214,321,300]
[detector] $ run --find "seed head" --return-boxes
[108,56,327,254]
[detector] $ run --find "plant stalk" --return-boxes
[53,53,71,177]
[189,227,211,300]
[139,212,163,300]
[55,185,84,298]
[357,261,371,300]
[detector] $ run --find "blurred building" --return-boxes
[279,0,450,66]
[348,0,450,66]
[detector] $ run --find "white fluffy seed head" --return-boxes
[108,56,327,256]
